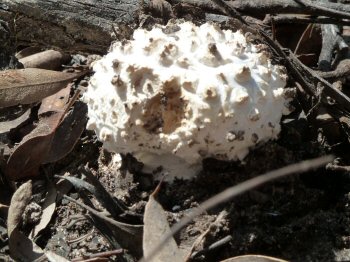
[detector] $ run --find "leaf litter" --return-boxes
[0,1,348,261]
[5,88,83,180]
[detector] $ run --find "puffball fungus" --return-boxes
[83,21,293,179]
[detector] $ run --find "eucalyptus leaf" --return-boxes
[0,68,86,108]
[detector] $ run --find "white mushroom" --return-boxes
[83,21,293,180]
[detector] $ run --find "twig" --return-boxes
[264,15,350,25]
[67,229,95,244]
[186,210,228,261]
[210,0,350,120]
[254,23,350,117]
[190,235,232,260]
[140,155,333,262]
[167,0,350,18]
[326,163,350,172]
[288,52,350,114]
[293,0,350,20]
[316,59,350,81]
[62,195,142,234]
[318,24,346,71]
[71,249,124,262]
[294,24,313,54]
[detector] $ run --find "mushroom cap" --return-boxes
[83,21,291,179]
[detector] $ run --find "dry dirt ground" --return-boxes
[5,121,349,262]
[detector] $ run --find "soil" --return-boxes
[5,118,349,262]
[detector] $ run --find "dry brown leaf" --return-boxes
[19,50,70,70]
[43,102,87,163]
[143,195,186,262]
[0,108,31,134]
[220,255,288,262]
[38,83,72,116]
[9,228,46,261]
[7,180,32,236]
[0,68,85,108]
[45,250,70,262]
[5,87,81,180]
[16,46,43,59]
[31,181,57,238]
[6,118,59,180]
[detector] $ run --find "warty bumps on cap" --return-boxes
[83,21,293,179]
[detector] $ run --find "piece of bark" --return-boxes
[3,0,350,54]
[263,15,350,26]
[168,0,350,18]
[0,19,21,70]
[0,0,139,53]
[318,23,348,71]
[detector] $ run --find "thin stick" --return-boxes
[71,249,124,262]
[264,15,350,25]
[140,155,333,262]
[293,0,350,20]
[62,195,142,232]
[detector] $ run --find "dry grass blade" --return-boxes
[0,68,86,108]
[71,249,123,262]
[140,155,333,262]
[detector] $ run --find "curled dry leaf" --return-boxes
[0,68,86,108]
[0,108,31,134]
[6,117,59,180]
[220,255,288,262]
[143,195,186,262]
[7,180,32,236]
[31,181,57,238]
[6,87,83,180]
[16,46,43,59]
[9,228,46,261]
[43,101,88,164]
[18,49,71,70]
